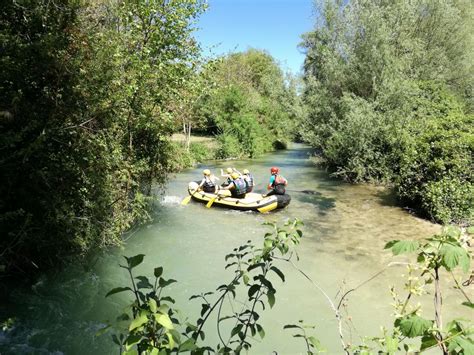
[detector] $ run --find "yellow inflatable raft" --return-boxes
[187,181,291,213]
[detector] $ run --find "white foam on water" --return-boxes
[161,195,183,205]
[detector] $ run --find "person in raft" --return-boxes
[220,167,234,186]
[242,169,255,193]
[232,168,254,193]
[197,169,219,193]
[266,166,287,196]
[220,172,247,198]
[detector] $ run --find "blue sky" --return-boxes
[195,0,315,74]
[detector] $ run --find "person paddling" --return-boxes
[220,167,234,186]
[220,172,247,198]
[198,169,219,193]
[242,169,255,193]
[265,167,287,196]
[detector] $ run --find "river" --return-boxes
[0,144,469,354]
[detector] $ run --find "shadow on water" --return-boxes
[290,190,336,217]
[375,187,398,207]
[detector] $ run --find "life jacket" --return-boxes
[272,175,287,187]
[202,177,215,192]
[244,174,254,188]
[232,177,247,196]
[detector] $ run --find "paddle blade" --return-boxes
[181,196,192,206]
[206,196,217,208]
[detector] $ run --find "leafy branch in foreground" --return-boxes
[285,226,472,355]
[350,226,473,354]
[102,218,304,354]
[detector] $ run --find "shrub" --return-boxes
[321,94,396,182]
[422,178,473,224]
[215,134,242,159]
[189,142,214,162]
[397,111,473,223]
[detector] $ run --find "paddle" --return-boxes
[206,191,223,208]
[181,195,192,205]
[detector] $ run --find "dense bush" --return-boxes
[168,141,217,171]
[300,0,473,224]
[195,50,302,159]
[397,110,473,224]
[215,134,241,159]
[0,0,205,272]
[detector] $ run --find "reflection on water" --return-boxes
[1,144,469,354]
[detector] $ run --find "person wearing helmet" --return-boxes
[220,172,247,198]
[220,167,236,187]
[266,166,287,196]
[198,169,219,193]
[242,168,255,193]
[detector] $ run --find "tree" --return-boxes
[0,0,206,273]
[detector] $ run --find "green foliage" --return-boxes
[395,314,432,338]
[167,141,216,171]
[0,0,206,272]
[301,0,473,223]
[215,133,242,159]
[195,49,303,159]
[284,321,324,354]
[382,226,473,353]
[397,110,473,224]
[104,219,304,353]
[104,254,180,353]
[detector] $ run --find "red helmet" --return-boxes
[270,167,279,174]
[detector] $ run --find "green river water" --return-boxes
[1,144,470,354]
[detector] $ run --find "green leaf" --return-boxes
[270,266,285,282]
[243,274,250,285]
[443,226,461,239]
[420,334,437,351]
[125,334,142,350]
[231,324,243,338]
[448,335,474,354]
[384,240,398,249]
[384,335,399,353]
[248,284,260,297]
[166,332,175,349]
[388,240,419,255]
[154,267,163,278]
[129,312,149,331]
[161,296,175,304]
[308,336,321,349]
[462,301,474,309]
[247,262,265,272]
[105,287,132,297]
[267,291,275,308]
[125,254,145,269]
[440,244,470,271]
[397,314,433,338]
[135,276,153,289]
[179,338,197,351]
[264,238,273,250]
[159,278,177,288]
[149,298,157,313]
[155,313,174,330]
[256,324,265,339]
[95,325,111,337]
